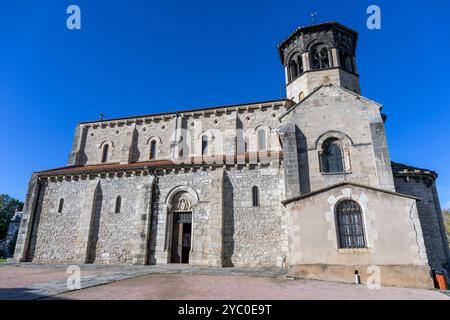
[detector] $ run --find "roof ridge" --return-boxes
[80,98,288,124]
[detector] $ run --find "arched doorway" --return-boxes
[165,187,198,264]
[171,211,192,263]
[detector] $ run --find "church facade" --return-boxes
[13,22,449,288]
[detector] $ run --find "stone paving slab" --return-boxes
[0,263,287,300]
[0,263,448,300]
[54,273,450,300]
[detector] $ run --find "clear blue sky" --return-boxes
[0,1,449,208]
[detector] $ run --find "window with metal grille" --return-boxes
[336,200,365,248]
[252,186,259,207]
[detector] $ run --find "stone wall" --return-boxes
[223,166,287,267]
[281,85,395,195]
[28,174,154,264]
[69,101,288,167]
[394,176,450,270]
[149,165,286,267]
[285,183,433,288]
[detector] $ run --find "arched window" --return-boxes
[252,186,259,207]
[115,196,121,213]
[101,144,109,163]
[311,45,330,69]
[336,200,365,248]
[202,135,208,156]
[150,140,157,160]
[321,139,344,173]
[288,55,304,82]
[340,51,354,73]
[297,56,304,74]
[58,199,64,213]
[257,129,266,151]
[289,60,299,81]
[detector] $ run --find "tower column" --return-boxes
[284,66,290,85]
[352,56,359,74]
[302,52,311,71]
[328,48,334,67]
[331,48,340,68]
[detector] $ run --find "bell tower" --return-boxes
[278,22,361,103]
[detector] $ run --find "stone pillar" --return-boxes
[369,121,396,191]
[68,124,87,166]
[120,123,136,164]
[74,179,100,263]
[13,174,40,262]
[352,56,358,74]
[225,113,237,165]
[132,175,155,264]
[278,123,301,199]
[154,204,169,263]
[302,52,311,71]
[328,48,334,67]
[208,169,224,267]
[331,48,339,68]
[284,66,290,84]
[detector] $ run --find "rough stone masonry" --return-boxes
[13,21,450,289]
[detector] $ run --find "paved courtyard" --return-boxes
[0,263,448,300]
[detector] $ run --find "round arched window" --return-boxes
[336,200,365,248]
[321,139,344,173]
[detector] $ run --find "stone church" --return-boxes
[14,22,449,288]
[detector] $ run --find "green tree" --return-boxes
[443,208,450,247]
[0,194,23,239]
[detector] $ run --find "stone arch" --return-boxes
[315,131,353,173]
[286,50,304,82]
[98,140,115,163]
[165,185,200,209]
[247,125,270,153]
[146,136,162,160]
[164,185,199,264]
[314,130,354,150]
[98,140,115,149]
[197,129,223,157]
[286,50,304,66]
[338,43,355,73]
[146,136,162,145]
[325,189,374,251]
[305,39,334,52]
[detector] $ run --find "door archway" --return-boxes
[165,186,198,264]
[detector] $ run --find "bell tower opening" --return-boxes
[278,22,361,103]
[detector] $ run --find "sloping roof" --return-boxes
[278,84,382,120]
[391,161,437,179]
[80,99,288,125]
[282,181,420,205]
[36,152,283,176]
[277,21,358,64]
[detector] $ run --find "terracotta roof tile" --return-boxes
[36,152,284,176]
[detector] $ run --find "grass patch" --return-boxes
[0,258,7,264]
